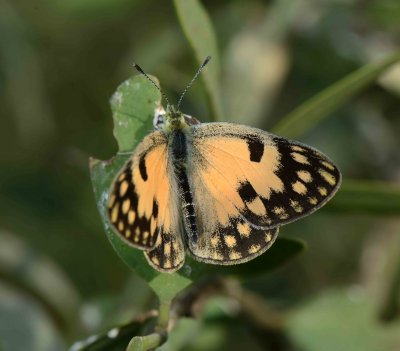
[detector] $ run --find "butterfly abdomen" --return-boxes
[170,130,198,243]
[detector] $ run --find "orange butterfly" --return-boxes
[107,57,341,273]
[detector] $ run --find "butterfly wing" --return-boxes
[107,131,185,272]
[184,122,340,263]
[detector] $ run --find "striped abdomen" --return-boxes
[170,130,198,243]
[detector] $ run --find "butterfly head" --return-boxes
[133,56,211,133]
[163,105,187,132]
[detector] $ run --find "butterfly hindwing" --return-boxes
[188,122,341,231]
[145,228,185,272]
[187,211,279,264]
[107,131,185,272]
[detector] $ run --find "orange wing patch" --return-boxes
[107,131,185,272]
[189,123,341,230]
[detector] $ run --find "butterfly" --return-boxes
[107,57,341,273]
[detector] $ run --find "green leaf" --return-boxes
[110,75,162,152]
[127,333,162,351]
[272,52,400,138]
[327,179,400,215]
[174,0,224,120]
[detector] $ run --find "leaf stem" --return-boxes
[156,299,172,332]
[127,333,163,351]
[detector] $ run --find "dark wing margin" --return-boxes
[187,216,279,265]
[257,136,342,227]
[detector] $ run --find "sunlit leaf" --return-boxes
[110,75,161,152]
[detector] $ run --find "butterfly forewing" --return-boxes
[188,122,341,230]
[107,131,185,271]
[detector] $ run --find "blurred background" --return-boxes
[0,0,399,350]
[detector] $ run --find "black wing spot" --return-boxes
[152,200,159,219]
[246,137,264,162]
[139,155,148,181]
[238,181,258,203]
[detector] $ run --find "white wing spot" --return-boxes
[111,205,118,223]
[118,172,126,182]
[108,194,116,208]
[321,160,335,171]
[212,251,224,261]
[292,181,307,195]
[224,235,237,248]
[237,222,251,238]
[297,170,312,183]
[249,244,261,254]
[122,199,130,214]
[291,145,306,152]
[211,235,220,247]
[119,181,129,197]
[142,231,149,243]
[164,259,172,269]
[319,169,336,186]
[229,251,241,260]
[308,197,318,205]
[290,199,303,213]
[291,152,310,165]
[128,210,136,224]
[318,186,328,196]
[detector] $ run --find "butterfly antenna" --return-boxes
[132,62,171,106]
[177,56,211,110]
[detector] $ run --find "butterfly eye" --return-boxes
[153,106,166,130]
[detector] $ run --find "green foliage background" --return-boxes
[0,0,400,350]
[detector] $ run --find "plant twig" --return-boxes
[127,333,163,351]
[156,299,172,332]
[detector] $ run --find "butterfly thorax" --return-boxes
[163,105,190,133]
